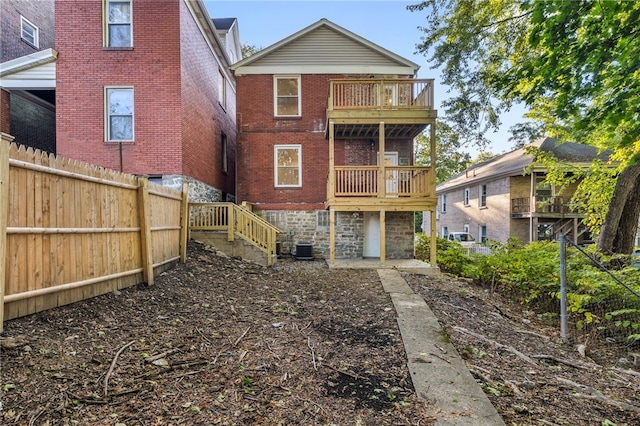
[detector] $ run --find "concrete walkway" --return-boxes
[378,269,506,426]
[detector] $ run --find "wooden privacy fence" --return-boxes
[0,138,188,331]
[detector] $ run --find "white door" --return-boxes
[363,212,380,257]
[379,152,398,195]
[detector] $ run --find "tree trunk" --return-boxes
[597,163,640,254]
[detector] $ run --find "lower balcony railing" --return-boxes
[330,166,433,198]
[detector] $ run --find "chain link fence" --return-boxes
[560,234,640,367]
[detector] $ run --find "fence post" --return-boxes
[180,183,189,263]
[138,177,154,285]
[559,232,568,343]
[0,136,12,332]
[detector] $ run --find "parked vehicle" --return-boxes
[448,232,476,246]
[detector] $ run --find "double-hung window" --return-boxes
[20,16,39,48]
[274,145,301,187]
[105,87,134,142]
[218,69,226,109]
[464,187,470,206]
[440,194,447,213]
[479,184,487,207]
[274,76,301,117]
[105,0,132,47]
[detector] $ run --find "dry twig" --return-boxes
[103,340,135,397]
[453,326,537,365]
[233,326,251,347]
[556,377,640,413]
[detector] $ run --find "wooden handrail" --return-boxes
[188,203,281,265]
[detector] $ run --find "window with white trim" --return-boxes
[463,223,470,233]
[441,226,448,239]
[317,211,329,229]
[274,76,301,117]
[105,87,134,141]
[479,225,487,243]
[105,0,132,47]
[440,194,447,213]
[479,184,487,207]
[274,145,301,187]
[218,69,226,109]
[464,187,470,206]
[20,16,39,48]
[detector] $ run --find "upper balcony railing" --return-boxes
[512,196,577,215]
[328,79,435,112]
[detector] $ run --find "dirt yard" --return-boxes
[1,240,639,425]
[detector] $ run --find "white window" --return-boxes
[105,0,132,47]
[440,194,447,213]
[463,223,470,233]
[317,211,329,229]
[274,145,301,187]
[274,76,301,117]
[218,69,226,109]
[479,184,487,207]
[479,225,487,243]
[464,187,470,206]
[20,16,39,48]
[105,87,134,141]
[441,226,448,239]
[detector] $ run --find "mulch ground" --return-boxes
[1,240,639,425]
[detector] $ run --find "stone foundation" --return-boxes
[160,174,232,203]
[259,210,414,260]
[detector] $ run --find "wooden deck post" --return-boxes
[430,122,437,266]
[138,177,153,285]
[0,135,13,331]
[378,122,386,198]
[180,182,189,263]
[430,210,437,266]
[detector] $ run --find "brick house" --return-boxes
[1,0,239,202]
[231,19,437,264]
[431,137,609,245]
[0,0,56,152]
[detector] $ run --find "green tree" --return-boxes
[409,0,640,254]
[415,120,471,184]
[241,44,261,59]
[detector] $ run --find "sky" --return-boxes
[204,0,526,156]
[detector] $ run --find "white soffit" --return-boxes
[0,48,58,90]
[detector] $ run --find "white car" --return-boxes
[448,232,476,246]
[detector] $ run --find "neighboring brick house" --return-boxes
[0,0,56,152]
[231,19,437,264]
[431,137,608,245]
[1,0,239,202]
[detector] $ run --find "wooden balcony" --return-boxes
[327,165,436,211]
[511,196,583,218]
[326,79,437,140]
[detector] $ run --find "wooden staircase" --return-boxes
[187,203,281,266]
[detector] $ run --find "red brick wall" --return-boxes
[179,0,236,196]
[236,74,335,209]
[1,90,10,134]
[55,0,183,175]
[0,0,55,62]
[236,74,414,209]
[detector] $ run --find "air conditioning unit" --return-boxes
[295,243,313,260]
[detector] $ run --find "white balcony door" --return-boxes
[378,152,398,195]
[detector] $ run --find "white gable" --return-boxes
[232,19,418,76]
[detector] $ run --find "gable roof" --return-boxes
[230,18,419,76]
[437,137,610,193]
